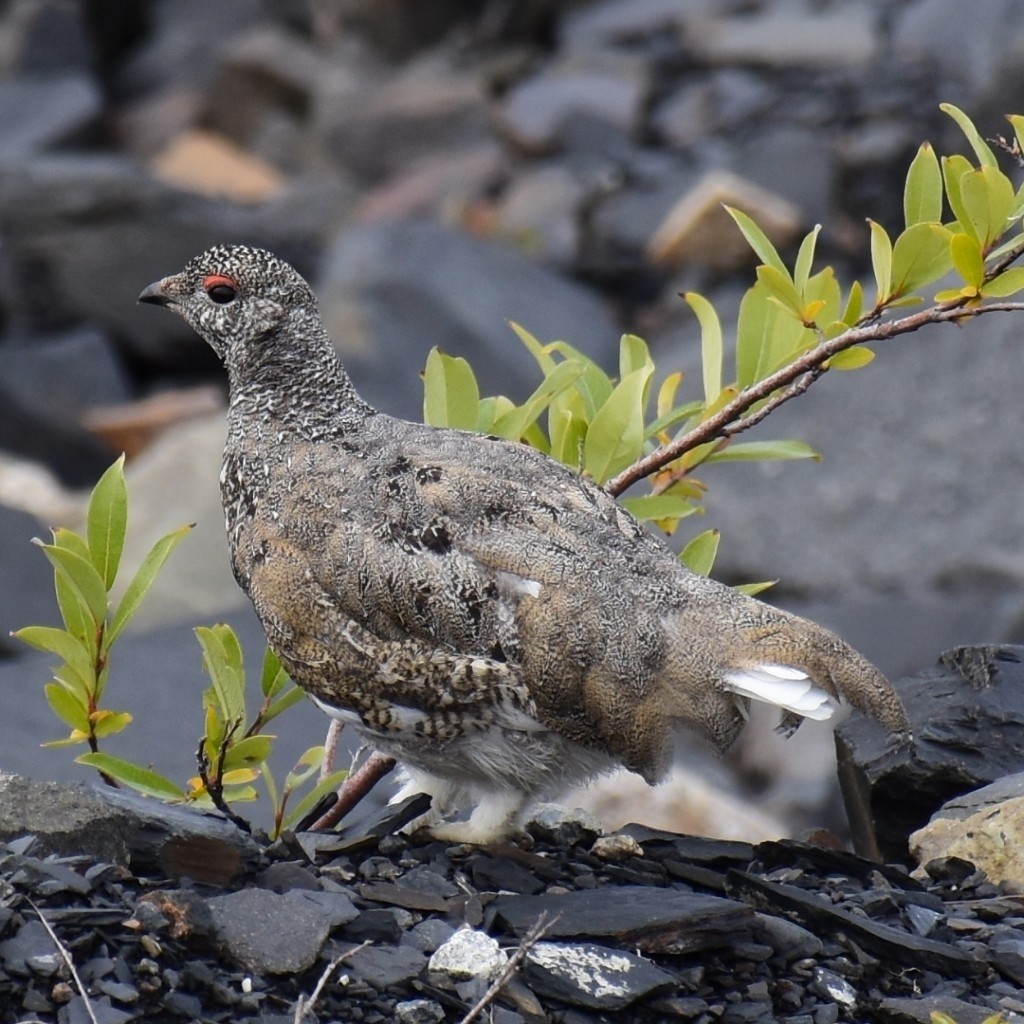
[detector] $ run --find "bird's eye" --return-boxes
[203,274,238,304]
[207,284,236,304]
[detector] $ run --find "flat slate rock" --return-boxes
[488,884,754,954]
[524,940,676,1009]
[208,888,334,974]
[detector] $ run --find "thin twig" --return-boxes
[292,940,371,1024]
[308,749,397,831]
[607,299,1024,496]
[27,898,100,1024]
[195,729,252,833]
[459,913,558,1024]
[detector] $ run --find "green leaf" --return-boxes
[755,265,804,317]
[46,532,94,654]
[263,685,307,725]
[260,646,289,698]
[940,102,997,167]
[903,143,943,227]
[643,399,704,440]
[91,709,132,738]
[549,409,587,470]
[793,225,821,291]
[982,267,1024,297]
[510,321,557,375]
[950,232,985,289]
[106,523,192,646]
[546,342,614,417]
[725,206,788,275]
[704,439,820,463]
[13,625,94,682]
[681,529,720,577]
[35,541,108,628]
[890,223,953,296]
[619,334,653,381]
[618,494,700,523]
[75,752,186,800]
[582,366,653,483]
[44,682,89,732]
[222,734,275,772]
[491,360,587,442]
[735,580,776,597]
[422,348,480,430]
[868,219,893,305]
[284,745,325,791]
[684,292,723,406]
[959,165,1017,248]
[87,456,128,591]
[827,347,876,371]
[841,281,864,326]
[942,154,976,238]
[196,625,246,726]
[282,769,349,832]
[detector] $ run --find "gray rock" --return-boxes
[395,999,446,1024]
[316,220,620,419]
[873,993,1004,1024]
[0,0,94,75]
[0,74,102,160]
[728,126,834,227]
[495,164,586,267]
[497,63,647,154]
[560,0,694,48]
[0,328,131,426]
[837,645,1024,863]
[0,504,62,651]
[208,888,332,973]
[527,803,603,846]
[0,919,61,977]
[525,940,675,1010]
[678,309,1024,603]
[893,0,1023,100]
[429,927,507,980]
[752,913,823,962]
[686,1,878,70]
[317,53,489,182]
[341,942,428,989]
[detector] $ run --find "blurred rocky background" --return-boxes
[1,0,1023,840]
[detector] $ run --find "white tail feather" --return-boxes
[723,665,836,722]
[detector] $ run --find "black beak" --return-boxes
[138,281,171,307]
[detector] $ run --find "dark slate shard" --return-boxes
[872,994,1002,1024]
[343,907,405,944]
[751,912,823,962]
[991,935,1024,985]
[836,644,1024,863]
[727,871,984,977]
[621,825,754,864]
[65,994,135,1024]
[0,919,59,976]
[337,941,428,989]
[208,888,333,974]
[302,793,432,857]
[406,918,457,953]
[469,852,546,895]
[292,889,360,928]
[488,885,754,954]
[523,940,676,1010]
[904,903,943,938]
[400,865,461,897]
[357,880,450,913]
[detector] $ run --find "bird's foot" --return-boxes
[428,789,526,845]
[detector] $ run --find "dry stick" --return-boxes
[607,299,1024,497]
[27,898,100,1024]
[459,912,557,1024]
[308,749,397,831]
[292,940,372,1024]
[320,718,344,781]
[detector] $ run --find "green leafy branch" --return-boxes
[12,457,345,839]
[423,104,1024,576]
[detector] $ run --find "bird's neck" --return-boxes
[225,325,373,440]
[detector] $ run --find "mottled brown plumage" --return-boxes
[140,245,909,842]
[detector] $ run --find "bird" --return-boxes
[139,244,909,843]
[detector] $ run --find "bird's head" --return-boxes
[138,244,319,364]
